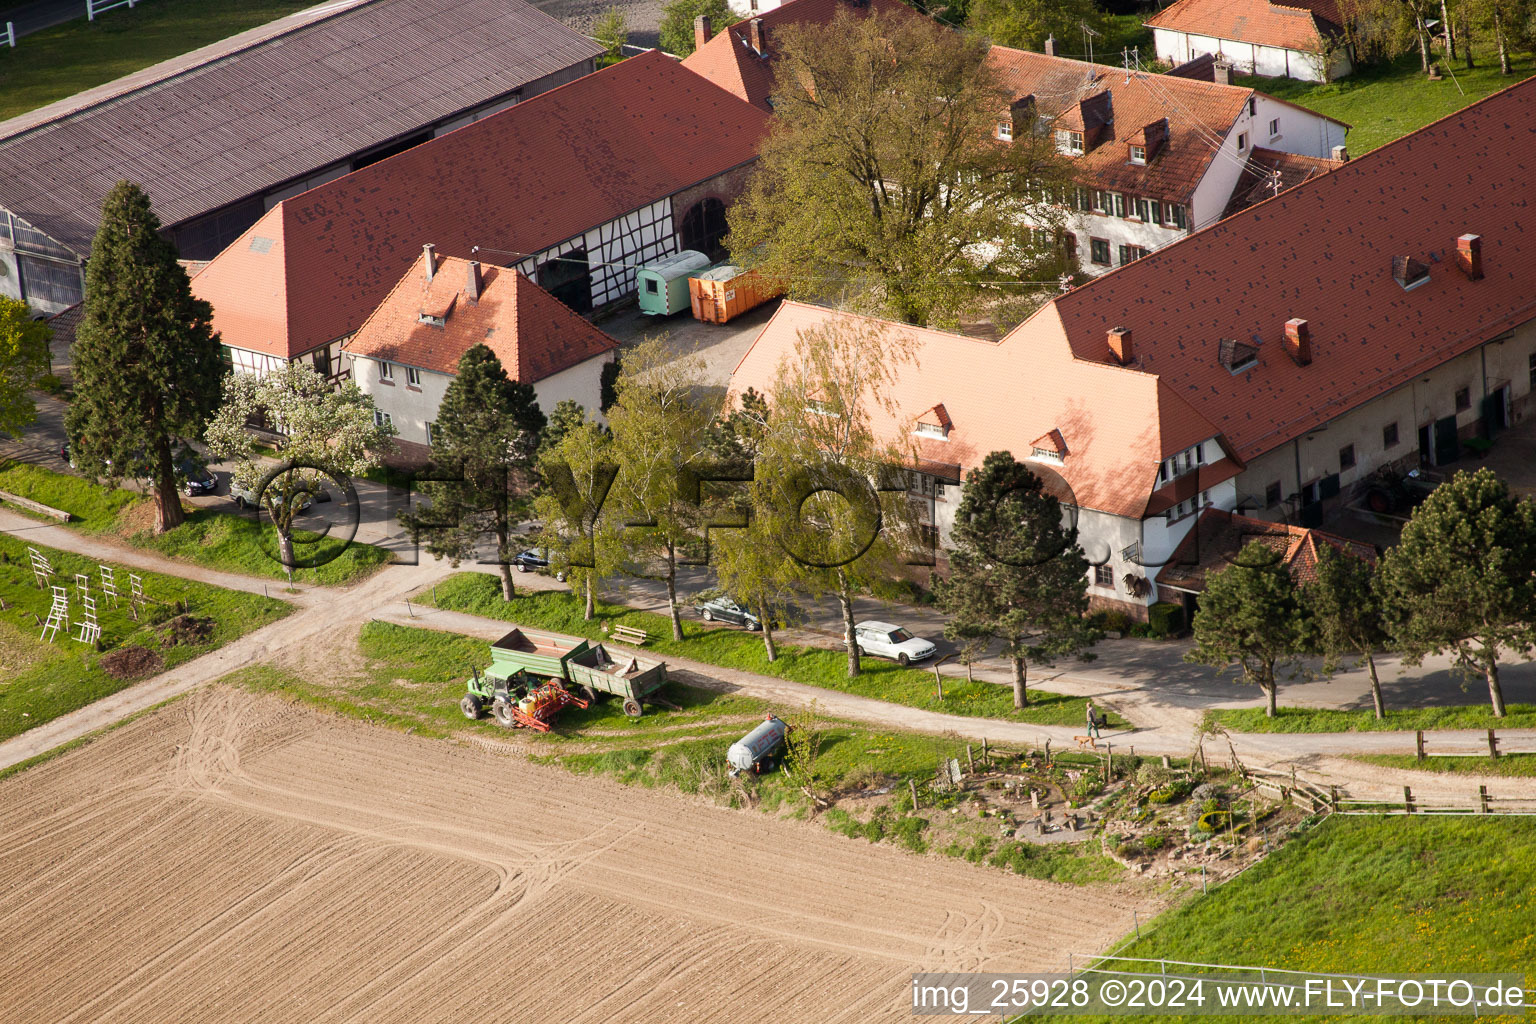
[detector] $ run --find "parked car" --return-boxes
[695,596,765,631]
[177,458,218,496]
[512,548,566,582]
[853,620,937,666]
[231,481,312,514]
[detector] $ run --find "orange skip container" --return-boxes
[688,265,784,324]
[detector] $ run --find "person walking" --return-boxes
[1085,700,1101,739]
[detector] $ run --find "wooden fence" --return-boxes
[1415,728,1536,761]
[87,0,139,21]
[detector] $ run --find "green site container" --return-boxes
[636,249,712,316]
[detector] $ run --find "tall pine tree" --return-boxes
[399,344,545,600]
[66,181,223,533]
[933,451,1097,708]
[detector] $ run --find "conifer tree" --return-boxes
[66,181,223,532]
[399,344,545,600]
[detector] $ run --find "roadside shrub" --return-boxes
[1144,833,1169,852]
[1137,764,1175,788]
[1147,602,1185,637]
[1197,810,1231,833]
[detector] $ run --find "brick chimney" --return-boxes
[748,17,766,55]
[1457,233,1483,280]
[466,260,482,302]
[1331,144,1350,163]
[423,243,436,281]
[1213,61,1233,85]
[1283,318,1312,366]
[1107,326,1133,365]
[1044,34,1056,57]
[693,14,712,50]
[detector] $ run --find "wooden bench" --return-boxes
[0,490,70,521]
[609,624,650,646]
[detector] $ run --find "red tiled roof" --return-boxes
[728,301,1222,519]
[681,0,912,110]
[1049,74,1536,465]
[1156,508,1376,592]
[986,47,1254,203]
[1221,145,1343,218]
[1145,0,1340,53]
[344,253,616,381]
[193,51,769,359]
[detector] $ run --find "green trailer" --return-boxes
[636,249,711,316]
[478,627,669,717]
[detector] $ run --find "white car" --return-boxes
[853,621,937,666]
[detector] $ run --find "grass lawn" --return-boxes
[1238,52,1536,154]
[421,573,1129,729]
[0,461,389,586]
[233,620,1125,885]
[1085,816,1536,1022]
[0,0,317,122]
[0,534,289,740]
[1352,753,1536,779]
[1206,703,1536,734]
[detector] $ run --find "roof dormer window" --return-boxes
[417,312,446,327]
[915,421,948,439]
[997,120,1013,141]
[1056,130,1084,156]
[913,403,952,440]
[1129,144,1146,165]
[1030,447,1064,464]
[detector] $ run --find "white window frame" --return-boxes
[1056,130,1084,155]
[379,361,393,382]
[374,409,392,428]
[406,365,421,387]
[997,121,1013,140]
[1268,117,1281,138]
[1236,132,1249,151]
[914,422,948,440]
[1030,447,1063,464]
[1129,145,1147,165]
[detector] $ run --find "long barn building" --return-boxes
[0,0,603,314]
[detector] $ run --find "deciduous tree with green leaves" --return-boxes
[1185,542,1308,717]
[205,362,395,578]
[658,0,738,56]
[535,411,621,621]
[752,315,919,677]
[606,339,718,640]
[1304,543,1391,719]
[1376,467,1536,718]
[969,0,1101,55]
[933,451,1097,709]
[65,181,224,533]
[0,297,51,437]
[397,345,545,601]
[592,6,628,64]
[726,8,1071,327]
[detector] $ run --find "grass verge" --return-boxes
[0,0,316,122]
[1351,753,1536,779]
[1083,816,1536,1022]
[1237,51,1535,154]
[0,534,289,740]
[0,460,389,585]
[1206,703,1536,734]
[421,573,1128,729]
[233,620,1125,885]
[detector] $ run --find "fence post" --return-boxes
[982,737,988,765]
[966,744,974,773]
[1044,738,1051,764]
[1478,785,1489,814]
[1487,729,1500,759]
[1330,785,1339,810]
[909,777,919,811]
[4,21,14,47]
[88,1,94,21]
[1105,741,1113,779]
[1403,785,1415,814]
[1415,729,1425,762]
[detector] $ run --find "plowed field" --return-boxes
[0,690,1153,1021]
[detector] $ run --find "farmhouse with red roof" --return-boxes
[681,0,910,110]
[987,44,1348,276]
[729,76,1536,618]
[191,50,769,380]
[344,248,617,459]
[1146,0,1353,82]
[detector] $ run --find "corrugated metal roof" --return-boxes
[0,0,605,256]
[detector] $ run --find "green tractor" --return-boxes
[460,667,535,728]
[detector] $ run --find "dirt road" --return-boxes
[0,690,1153,1022]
